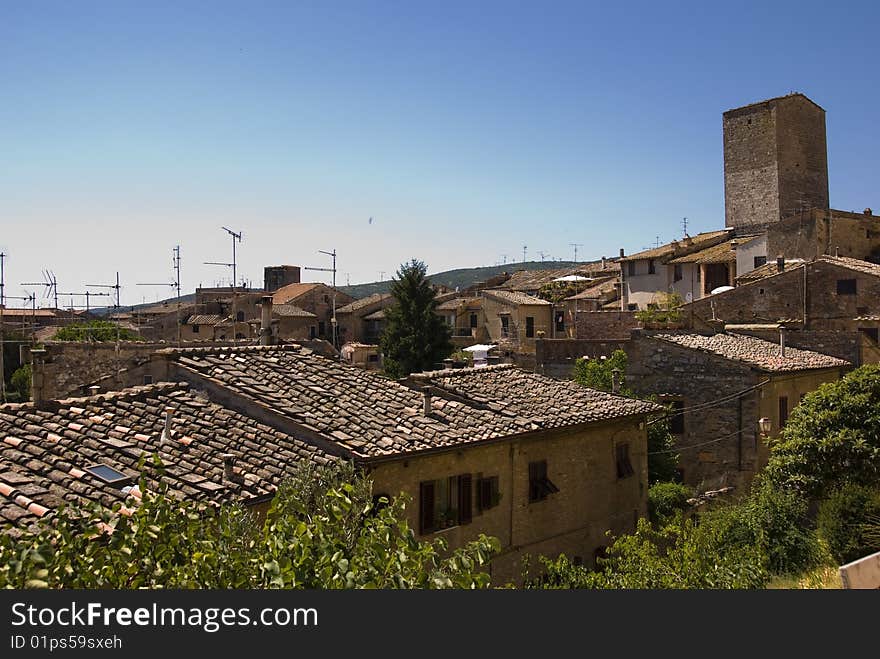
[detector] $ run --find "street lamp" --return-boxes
[758,417,772,437]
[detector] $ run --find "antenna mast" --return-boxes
[570,243,584,263]
[137,245,182,346]
[205,228,243,341]
[304,249,338,352]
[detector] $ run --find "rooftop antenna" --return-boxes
[523,245,527,264]
[682,217,689,236]
[55,290,110,313]
[570,243,584,263]
[654,236,661,248]
[21,270,58,309]
[137,245,182,345]
[537,250,547,263]
[205,228,242,341]
[377,271,385,282]
[500,254,508,265]
[304,249,339,352]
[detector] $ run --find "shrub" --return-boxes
[817,484,880,564]
[648,482,692,522]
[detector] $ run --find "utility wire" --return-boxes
[645,378,771,424]
[648,426,748,455]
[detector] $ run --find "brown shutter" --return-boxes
[420,481,435,534]
[459,474,472,524]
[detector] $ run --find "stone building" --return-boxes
[271,304,318,340]
[14,344,659,583]
[624,330,848,490]
[335,293,393,345]
[271,283,355,344]
[435,297,489,348]
[479,289,553,355]
[766,207,880,264]
[723,93,829,233]
[681,255,880,364]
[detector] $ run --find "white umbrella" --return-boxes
[552,275,591,282]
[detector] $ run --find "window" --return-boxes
[616,443,634,479]
[858,327,879,344]
[309,326,316,339]
[446,314,455,327]
[477,476,500,513]
[555,311,565,333]
[696,267,701,281]
[236,311,245,322]
[323,294,330,303]
[500,315,510,337]
[318,321,326,336]
[648,260,656,275]
[368,354,379,363]
[673,264,683,282]
[836,279,857,295]
[419,474,472,534]
[778,396,789,429]
[627,303,638,311]
[528,460,559,503]
[470,313,478,329]
[525,316,535,338]
[84,464,131,485]
[142,374,153,385]
[668,400,685,435]
[192,324,200,334]
[627,261,635,277]
[754,255,767,268]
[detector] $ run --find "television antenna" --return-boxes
[522,245,527,264]
[85,272,123,343]
[682,217,689,236]
[21,270,58,309]
[570,243,584,263]
[205,228,243,341]
[537,251,548,263]
[138,245,183,345]
[304,249,338,351]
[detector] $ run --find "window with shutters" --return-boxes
[470,313,478,329]
[500,314,511,337]
[477,476,500,513]
[673,264,683,282]
[528,460,559,503]
[525,316,535,338]
[648,259,656,275]
[419,474,472,534]
[616,443,635,479]
[667,399,685,435]
[778,396,789,429]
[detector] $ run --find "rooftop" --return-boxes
[271,282,321,305]
[620,230,732,263]
[723,92,825,116]
[185,314,226,325]
[818,255,880,277]
[650,332,849,372]
[273,304,316,318]
[0,382,335,532]
[566,277,619,300]
[481,289,551,306]
[736,259,806,284]
[436,296,481,311]
[496,262,619,291]
[335,293,392,314]
[409,364,661,429]
[667,237,759,265]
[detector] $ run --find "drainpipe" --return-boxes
[779,327,787,357]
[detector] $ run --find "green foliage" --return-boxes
[703,477,821,576]
[573,349,679,483]
[648,482,692,523]
[0,460,499,589]
[634,291,684,325]
[817,484,880,564]
[536,281,584,304]
[55,320,142,342]
[10,364,31,402]
[380,259,453,378]
[765,364,880,497]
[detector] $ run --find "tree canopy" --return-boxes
[55,320,142,342]
[380,259,453,378]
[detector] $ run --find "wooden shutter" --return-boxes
[419,481,435,534]
[459,474,472,524]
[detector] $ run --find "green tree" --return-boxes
[10,364,31,402]
[0,460,499,589]
[648,482,692,523]
[573,350,679,483]
[765,364,880,497]
[55,320,142,342]
[380,259,453,378]
[817,484,880,564]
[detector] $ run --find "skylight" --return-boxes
[84,464,131,485]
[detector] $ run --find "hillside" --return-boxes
[339,260,587,298]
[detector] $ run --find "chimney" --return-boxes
[611,368,621,394]
[29,348,47,406]
[259,295,274,346]
[601,256,607,270]
[222,453,236,481]
[422,386,432,416]
[160,407,174,444]
[776,256,785,273]
[88,385,101,396]
[779,327,787,357]
[619,248,625,259]
[835,246,840,258]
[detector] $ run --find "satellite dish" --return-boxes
[710,285,735,295]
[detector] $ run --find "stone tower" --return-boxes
[723,93,829,232]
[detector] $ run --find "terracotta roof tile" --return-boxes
[335,293,392,314]
[481,289,551,306]
[620,230,732,263]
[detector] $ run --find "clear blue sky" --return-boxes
[1,1,877,307]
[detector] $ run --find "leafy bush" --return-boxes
[766,364,880,498]
[10,364,31,402]
[55,320,142,342]
[817,484,880,564]
[634,291,684,325]
[0,460,499,589]
[648,482,692,522]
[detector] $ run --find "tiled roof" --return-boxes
[620,230,732,263]
[566,277,619,300]
[165,346,539,459]
[436,297,480,311]
[186,314,226,325]
[0,382,335,532]
[650,332,849,372]
[818,255,880,277]
[273,304,316,318]
[497,263,619,291]
[271,283,321,305]
[335,293,392,314]
[667,237,758,265]
[0,308,58,318]
[736,259,806,284]
[409,365,662,428]
[362,309,385,321]
[481,289,551,306]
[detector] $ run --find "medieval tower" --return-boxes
[723,93,829,232]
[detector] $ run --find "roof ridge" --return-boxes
[409,364,517,380]
[0,381,190,412]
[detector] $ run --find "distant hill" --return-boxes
[339,260,587,299]
[92,293,197,316]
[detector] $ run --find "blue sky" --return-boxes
[1,1,877,307]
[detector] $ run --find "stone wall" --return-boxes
[574,310,640,340]
[535,338,629,379]
[775,95,829,222]
[768,209,880,263]
[727,327,862,365]
[370,417,648,585]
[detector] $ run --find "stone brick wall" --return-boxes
[574,310,640,340]
[775,96,829,222]
[727,327,861,365]
[370,418,648,585]
[535,338,629,379]
[768,209,880,262]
